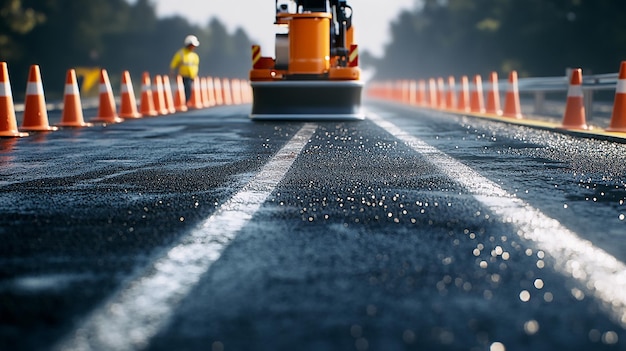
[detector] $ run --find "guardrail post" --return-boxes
[584,89,593,122]
[533,91,545,114]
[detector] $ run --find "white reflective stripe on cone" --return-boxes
[0,81,12,97]
[99,83,111,94]
[65,83,79,96]
[617,80,626,94]
[567,85,583,98]
[26,81,43,95]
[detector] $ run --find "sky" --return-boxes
[144,0,418,57]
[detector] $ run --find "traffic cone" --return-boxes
[394,81,402,104]
[607,61,626,133]
[172,75,188,112]
[0,62,28,137]
[152,75,169,115]
[242,80,252,104]
[395,80,401,103]
[485,72,502,116]
[446,76,456,110]
[222,78,233,105]
[162,75,176,114]
[187,77,204,109]
[417,80,426,106]
[437,77,447,110]
[397,80,409,103]
[457,75,471,113]
[92,69,123,124]
[213,78,224,106]
[207,77,216,107]
[560,68,588,130]
[200,77,210,108]
[21,65,58,132]
[427,78,437,108]
[408,80,417,105]
[119,70,141,119]
[470,74,486,114]
[58,69,92,128]
[503,71,522,119]
[140,72,158,117]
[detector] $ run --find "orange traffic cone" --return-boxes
[207,77,217,107]
[222,78,233,106]
[187,77,204,109]
[437,77,447,110]
[58,69,92,128]
[0,62,28,137]
[92,69,123,124]
[152,75,169,115]
[396,80,409,103]
[162,75,176,114]
[172,75,188,112]
[213,78,224,106]
[119,70,141,119]
[427,78,437,108]
[417,80,426,106]
[485,72,502,116]
[200,77,211,108]
[21,65,58,132]
[446,76,456,110]
[607,61,626,133]
[140,72,158,117]
[242,80,252,104]
[408,80,417,106]
[457,75,471,113]
[503,71,522,119]
[395,80,404,103]
[470,74,486,114]
[560,68,588,130]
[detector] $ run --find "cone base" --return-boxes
[0,131,29,138]
[187,103,204,110]
[485,109,503,116]
[120,113,142,119]
[91,117,124,124]
[560,124,588,130]
[606,127,626,133]
[57,122,94,128]
[502,113,523,119]
[21,126,59,132]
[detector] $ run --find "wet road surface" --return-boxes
[1,101,626,351]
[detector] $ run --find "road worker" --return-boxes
[170,35,200,100]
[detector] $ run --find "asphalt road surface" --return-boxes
[1,100,626,351]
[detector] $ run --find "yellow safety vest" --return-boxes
[170,47,199,79]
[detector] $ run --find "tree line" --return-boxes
[0,0,253,98]
[3,0,625,98]
[372,0,626,81]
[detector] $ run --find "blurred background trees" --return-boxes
[373,0,626,80]
[2,0,626,97]
[0,0,253,98]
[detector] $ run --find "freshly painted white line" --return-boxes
[55,123,318,351]
[369,111,626,327]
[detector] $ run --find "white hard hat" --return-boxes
[184,35,200,47]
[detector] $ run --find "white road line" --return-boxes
[369,111,626,328]
[55,123,318,351]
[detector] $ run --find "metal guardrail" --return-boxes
[516,71,619,121]
[517,72,618,92]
